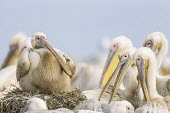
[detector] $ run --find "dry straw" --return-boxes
[0,88,86,113]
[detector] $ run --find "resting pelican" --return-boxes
[1,33,27,69]
[17,32,76,94]
[143,32,170,96]
[134,47,170,112]
[98,47,143,108]
[99,36,133,87]
[0,39,32,94]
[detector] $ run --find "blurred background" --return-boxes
[0,0,170,65]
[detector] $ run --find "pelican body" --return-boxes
[134,47,170,112]
[17,32,76,94]
[143,32,170,96]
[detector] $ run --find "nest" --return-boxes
[0,88,86,113]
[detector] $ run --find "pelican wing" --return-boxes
[16,49,31,81]
[54,48,76,75]
[166,79,170,93]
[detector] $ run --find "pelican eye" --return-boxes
[35,36,40,40]
[126,106,130,110]
[136,56,142,65]
[147,42,151,45]
[123,54,129,58]
[145,40,153,47]
[112,43,117,48]
[120,54,129,61]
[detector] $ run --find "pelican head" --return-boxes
[110,100,134,113]
[31,32,47,49]
[100,36,133,86]
[144,32,168,53]
[0,33,27,69]
[134,47,158,101]
[99,47,137,102]
[24,97,48,111]
[143,32,168,68]
[31,32,73,78]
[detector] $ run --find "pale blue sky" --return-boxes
[0,0,170,65]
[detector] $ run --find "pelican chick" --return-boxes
[134,47,170,112]
[143,32,170,96]
[99,36,133,87]
[1,33,27,69]
[24,97,48,111]
[22,97,74,113]
[109,101,135,113]
[17,32,76,94]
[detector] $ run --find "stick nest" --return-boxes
[0,88,86,113]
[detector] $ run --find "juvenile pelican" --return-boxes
[99,36,133,87]
[99,47,143,108]
[1,33,27,69]
[134,47,170,112]
[17,32,76,94]
[143,32,170,96]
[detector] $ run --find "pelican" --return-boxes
[1,33,27,69]
[109,101,135,113]
[143,32,168,70]
[134,47,170,112]
[99,36,133,87]
[0,39,32,94]
[17,32,76,94]
[22,97,48,112]
[143,32,170,96]
[98,47,143,108]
